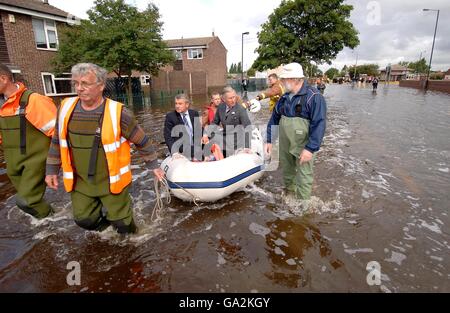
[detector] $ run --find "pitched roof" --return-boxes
[0,0,69,18]
[380,64,413,72]
[165,36,218,48]
[390,64,413,71]
[445,69,450,75]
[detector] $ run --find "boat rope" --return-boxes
[152,177,200,222]
[151,177,171,222]
[168,180,201,207]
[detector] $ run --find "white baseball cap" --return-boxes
[279,62,305,79]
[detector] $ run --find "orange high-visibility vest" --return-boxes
[58,97,132,194]
[0,83,56,143]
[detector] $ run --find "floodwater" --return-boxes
[0,84,448,292]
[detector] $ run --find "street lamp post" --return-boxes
[423,8,440,90]
[241,32,249,87]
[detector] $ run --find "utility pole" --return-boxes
[423,9,440,90]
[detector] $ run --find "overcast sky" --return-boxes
[49,0,450,72]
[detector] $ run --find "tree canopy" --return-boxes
[228,62,243,74]
[407,58,429,74]
[325,67,340,79]
[252,0,359,72]
[246,67,256,77]
[348,64,379,78]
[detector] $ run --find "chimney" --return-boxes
[43,0,49,4]
[212,31,215,37]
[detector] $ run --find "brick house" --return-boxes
[0,0,75,98]
[380,64,413,81]
[444,69,450,80]
[153,36,227,95]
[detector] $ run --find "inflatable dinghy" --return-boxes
[160,128,264,202]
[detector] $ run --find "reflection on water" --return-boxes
[0,85,449,292]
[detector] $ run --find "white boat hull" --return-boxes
[160,128,265,202]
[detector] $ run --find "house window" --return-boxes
[187,48,203,60]
[173,49,182,60]
[11,69,21,82]
[32,18,58,50]
[41,73,75,96]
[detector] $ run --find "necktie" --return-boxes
[182,113,193,144]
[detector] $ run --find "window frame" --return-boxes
[32,18,59,51]
[41,72,76,96]
[187,48,203,60]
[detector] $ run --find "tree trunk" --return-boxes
[127,74,133,107]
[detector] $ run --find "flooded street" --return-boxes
[0,84,449,292]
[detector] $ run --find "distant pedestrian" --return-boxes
[372,77,379,91]
[241,77,248,93]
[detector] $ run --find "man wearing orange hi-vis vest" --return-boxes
[45,63,164,234]
[0,64,56,218]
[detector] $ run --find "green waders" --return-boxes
[279,116,315,200]
[0,91,53,218]
[67,110,136,234]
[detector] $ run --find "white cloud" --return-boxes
[322,0,450,72]
[49,0,450,72]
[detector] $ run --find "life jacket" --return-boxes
[58,97,131,194]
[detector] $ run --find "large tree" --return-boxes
[348,64,379,79]
[304,63,322,77]
[340,65,348,77]
[325,67,340,79]
[52,0,174,105]
[246,67,256,77]
[252,0,359,72]
[229,63,235,73]
[408,58,428,74]
[236,62,242,74]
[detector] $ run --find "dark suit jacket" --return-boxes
[212,102,252,152]
[164,109,203,158]
[213,103,251,128]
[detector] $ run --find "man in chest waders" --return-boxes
[265,63,327,200]
[45,63,164,234]
[0,64,57,218]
